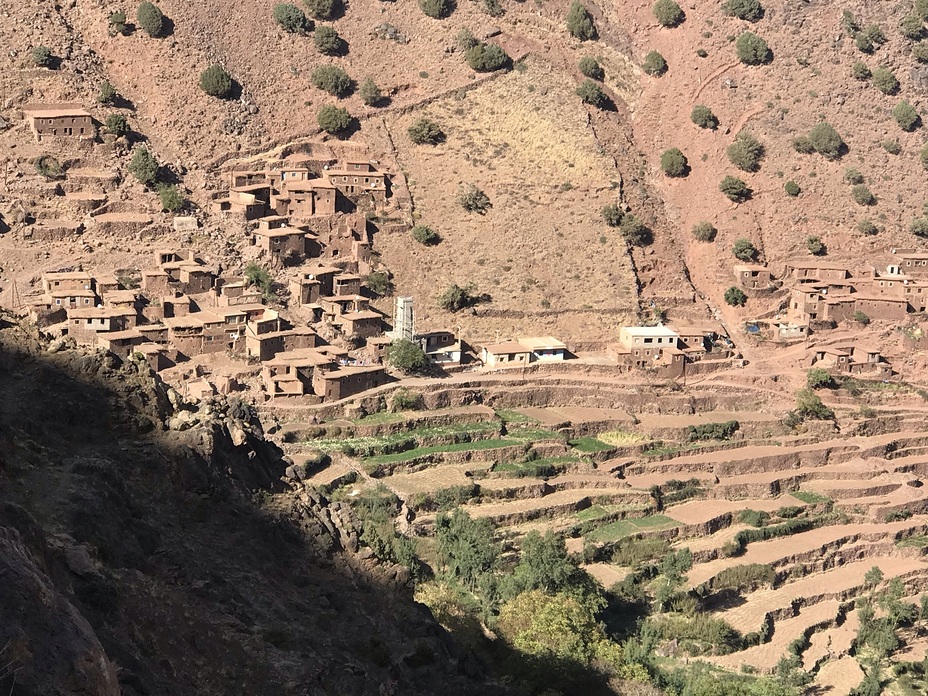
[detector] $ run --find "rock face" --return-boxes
[0,312,508,696]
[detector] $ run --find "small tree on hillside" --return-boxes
[316,105,352,133]
[732,238,757,261]
[105,113,129,137]
[408,118,445,144]
[128,147,159,186]
[137,1,164,37]
[157,184,185,212]
[567,2,597,40]
[736,32,770,64]
[419,0,452,18]
[620,214,650,246]
[808,122,844,159]
[914,41,928,62]
[98,81,117,105]
[727,131,764,172]
[794,389,834,421]
[578,56,604,80]
[720,176,751,203]
[653,0,684,27]
[852,61,871,80]
[921,144,928,170]
[108,11,128,35]
[359,77,382,106]
[387,339,428,373]
[692,221,717,242]
[785,180,801,197]
[311,65,352,96]
[32,46,53,67]
[304,0,338,20]
[245,263,274,300]
[806,236,825,255]
[411,225,440,245]
[723,0,763,22]
[871,67,899,94]
[602,203,624,227]
[858,219,879,236]
[457,184,491,214]
[855,24,887,53]
[725,287,747,306]
[438,283,479,311]
[199,64,233,98]
[465,42,510,71]
[660,148,687,177]
[691,104,718,129]
[274,3,312,32]
[852,184,875,206]
[576,79,607,107]
[314,25,343,54]
[901,15,925,40]
[893,100,920,131]
[643,50,667,75]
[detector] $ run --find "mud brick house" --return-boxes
[163,306,277,357]
[733,264,774,290]
[253,222,314,265]
[811,344,892,378]
[262,348,386,401]
[617,325,680,363]
[338,310,383,339]
[42,271,94,294]
[481,341,532,367]
[324,161,387,205]
[67,307,137,343]
[141,252,215,296]
[23,104,95,142]
[312,364,388,401]
[890,251,928,277]
[246,326,318,362]
[96,328,147,358]
[783,261,851,283]
[46,288,97,310]
[289,266,342,305]
[278,178,337,218]
[215,280,262,307]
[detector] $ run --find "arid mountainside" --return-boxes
[0,312,508,696]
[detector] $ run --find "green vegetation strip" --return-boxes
[568,437,613,452]
[363,438,520,465]
[305,421,501,452]
[586,514,678,542]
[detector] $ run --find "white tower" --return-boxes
[393,296,415,342]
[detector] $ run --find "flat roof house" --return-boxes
[481,341,532,367]
[517,336,567,361]
[23,104,95,142]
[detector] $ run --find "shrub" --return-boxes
[653,0,684,27]
[736,32,770,65]
[412,225,439,245]
[304,0,338,20]
[602,203,624,227]
[314,25,342,54]
[856,25,886,53]
[911,217,928,237]
[157,184,185,212]
[785,180,800,197]
[359,77,382,106]
[105,113,128,136]
[408,118,445,144]
[806,236,825,255]
[34,155,63,179]
[893,100,920,131]
[792,136,814,154]
[660,148,687,177]
[871,67,899,94]
[852,184,875,206]
[725,287,747,306]
[687,421,739,442]
[438,283,478,311]
[419,0,451,17]
[844,168,864,185]
[857,219,878,235]
[807,368,835,389]
[576,79,607,107]
[691,104,718,129]
[129,147,159,185]
[902,15,925,40]
[794,389,834,420]
[274,3,312,32]
[854,310,871,325]
[316,105,351,133]
[882,139,902,154]
[723,0,763,21]
[465,42,510,71]
[620,214,650,246]
[456,27,479,51]
[720,176,750,203]
[732,238,757,261]
[136,1,164,37]
[311,65,352,96]
[457,184,491,213]
[692,221,717,242]
[199,64,233,98]
[738,509,770,528]
[108,11,128,35]
[914,41,928,62]
[808,122,844,159]
[922,144,928,169]
[364,271,393,296]
[32,46,53,67]
[387,340,428,373]
[852,61,871,80]
[643,50,667,75]
[98,81,117,104]
[566,2,596,40]
[578,56,604,80]
[726,131,764,172]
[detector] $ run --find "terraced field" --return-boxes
[270,386,928,694]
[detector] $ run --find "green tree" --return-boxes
[725,286,747,306]
[32,46,53,67]
[364,271,393,296]
[893,100,920,131]
[136,1,164,37]
[408,118,445,144]
[692,221,717,242]
[871,67,899,94]
[642,50,667,75]
[311,64,351,96]
[736,32,770,65]
[901,15,925,40]
[795,389,834,421]
[858,219,878,235]
[732,238,757,261]
[411,224,439,245]
[304,0,338,20]
[465,42,510,71]
[274,3,312,32]
[566,1,596,40]
[660,147,687,177]
[314,25,342,54]
[576,79,607,107]
[720,175,751,202]
[316,105,352,133]
[914,40,928,62]
[98,81,117,104]
[457,184,491,213]
[438,283,478,311]
[199,64,233,98]
[806,235,825,255]
[910,217,928,237]
[386,339,428,373]
[653,0,684,27]
[785,180,800,197]
[359,77,382,106]
[245,262,274,299]
[852,61,871,80]
[856,24,887,53]
[578,56,604,80]
[105,113,128,136]
[807,368,835,389]
[497,590,604,664]
[34,155,63,180]
[691,104,718,129]
[602,203,623,227]
[727,131,764,172]
[922,144,928,169]
[808,121,844,159]
[108,11,128,35]
[128,147,159,186]
[435,509,498,590]
[157,184,185,212]
[419,0,452,18]
[852,184,875,206]
[853,311,870,325]
[723,0,763,22]
[620,214,650,246]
